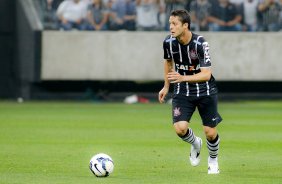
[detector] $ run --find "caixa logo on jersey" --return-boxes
[203,42,211,64]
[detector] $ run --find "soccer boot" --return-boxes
[189,137,202,166]
[208,157,220,174]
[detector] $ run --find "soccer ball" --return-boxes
[89,153,114,177]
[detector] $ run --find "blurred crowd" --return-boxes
[40,0,282,32]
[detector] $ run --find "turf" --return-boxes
[0,100,282,184]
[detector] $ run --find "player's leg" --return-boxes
[203,126,220,174]
[172,95,202,166]
[197,95,222,174]
[174,121,202,166]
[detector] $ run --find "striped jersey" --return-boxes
[163,32,218,97]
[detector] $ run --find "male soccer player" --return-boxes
[158,9,222,174]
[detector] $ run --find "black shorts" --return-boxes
[172,94,222,127]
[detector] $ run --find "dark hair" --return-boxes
[170,9,191,29]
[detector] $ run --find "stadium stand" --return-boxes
[0,0,281,101]
[35,0,282,32]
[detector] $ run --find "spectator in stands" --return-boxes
[257,0,281,31]
[229,0,244,5]
[86,0,108,30]
[158,0,166,30]
[123,0,137,31]
[164,0,187,30]
[189,0,212,31]
[106,0,137,31]
[82,0,92,5]
[56,0,88,30]
[208,0,242,31]
[239,0,259,31]
[136,0,161,31]
[41,0,64,29]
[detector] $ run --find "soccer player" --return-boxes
[158,9,222,174]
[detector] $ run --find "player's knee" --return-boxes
[175,129,187,137]
[204,127,217,141]
[174,121,189,137]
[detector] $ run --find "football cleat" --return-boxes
[208,157,220,174]
[189,137,202,166]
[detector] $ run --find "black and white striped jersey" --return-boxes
[163,32,218,97]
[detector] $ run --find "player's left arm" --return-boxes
[168,38,212,83]
[167,67,211,83]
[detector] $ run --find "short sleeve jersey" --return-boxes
[163,32,218,97]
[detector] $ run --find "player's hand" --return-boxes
[158,87,169,103]
[167,71,183,83]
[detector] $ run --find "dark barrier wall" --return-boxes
[0,0,41,99]
[0,0,16,98]
[16,0,42,99]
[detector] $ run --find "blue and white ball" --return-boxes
[89,153,114,177]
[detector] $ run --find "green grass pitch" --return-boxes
[0,100,282,184]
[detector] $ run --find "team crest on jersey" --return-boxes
[173,107,181,117]
[189,49,198,60]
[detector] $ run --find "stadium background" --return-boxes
[1,1,282,183]
[0,0,282,101]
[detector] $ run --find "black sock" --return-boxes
[207,134,220,159]
[180,128,197,145]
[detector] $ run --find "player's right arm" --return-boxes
[159,59,173,103]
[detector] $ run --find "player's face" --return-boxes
[169,16,187,38]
